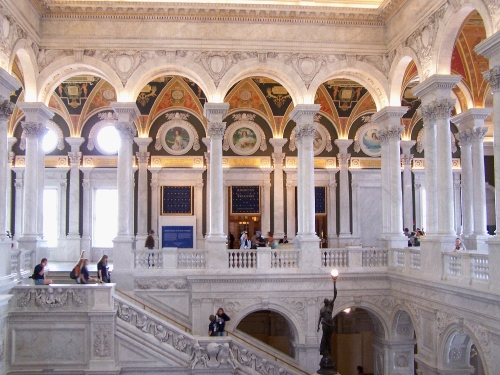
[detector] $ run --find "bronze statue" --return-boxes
[317,277,338,374]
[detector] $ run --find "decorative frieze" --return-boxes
[93,324,112,357]
[135,278,188,290]
[15,288,86,309]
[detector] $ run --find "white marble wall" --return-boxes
[351,170,382,247]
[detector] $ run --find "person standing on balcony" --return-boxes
[145,230,155,267]
[452,238,467,252]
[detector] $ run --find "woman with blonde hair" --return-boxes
[97,255,110,283]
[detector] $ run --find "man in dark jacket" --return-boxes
[145,230,155,267]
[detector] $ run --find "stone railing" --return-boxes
[134,249,207,269]
[228,249,257,269]
[9,249,34,280]
[271,250,300,268]
[114,294,304,375]
[443,252,489,282]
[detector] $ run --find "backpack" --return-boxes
[70,265,80,280]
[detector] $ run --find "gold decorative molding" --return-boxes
[150,156,205,168]
[222,156,271,169]
[350,157,381,169]
[15,155,69,168]
[412,158,461,170]
[285,157,337,169]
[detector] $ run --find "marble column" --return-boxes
[453,172,462,237]
[194,181,204,249]
[262,180,271,235]
[471,126,488,238]
[334,139,353,245]
[204,103,229,268]
[475,32,500,237]
[148,168,160,248]
[202,138,211,238]
[453,108,492,249]
[65,137,84,260]
[111,102,139,288]
[400,140,416,231]
[285,178,296,240]
[269,138,288,239]
[80,168,92,254]
[6,137,17,237]
[413,172,425,231]
[12,168,24,244]
[134,137,152,247]
[327,171,338,247]
[413,75,461,240]
[373,107,407,248]
[16,103,54,253]
[0,71,18,282]
[289,104,320,257]
[454,129,473,237]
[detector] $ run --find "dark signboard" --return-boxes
[315,186,326,214]
[161,226,194,248]
[162,186,192,215]
[231,186,260,214]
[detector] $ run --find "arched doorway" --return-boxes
[236,310,295,358]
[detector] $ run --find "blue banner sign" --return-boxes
[231,186,260,214]
[162,226,194,248]
[315,186,326,214]
[162,186,192,215]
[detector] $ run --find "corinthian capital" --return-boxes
[136,151,150,164]
[471,127,488,141]
[483,66,500,92]
[337,153,350,167]
[0,98,14,118]
[293,123,317,141]
[68,151,82,166]
[207,122,226,139]
[455,130,473,147]
[115,122,137,140]
[21,121,47,139]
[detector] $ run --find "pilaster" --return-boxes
[269,138,288,240]
[289,104,321,267]
[454,130,473,237]
[81,168,92,254]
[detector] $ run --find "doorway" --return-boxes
[228,215,261,249]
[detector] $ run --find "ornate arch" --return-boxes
[388,50,423,106]
[10,39,37,101]
[37,56,123,105]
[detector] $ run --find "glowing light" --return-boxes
[331,269,339,279]
[343,308,351,314]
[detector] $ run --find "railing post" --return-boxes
[347,247,363,268]
[258,250,271,269]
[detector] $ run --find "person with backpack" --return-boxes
[70,250,85,282]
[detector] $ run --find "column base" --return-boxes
[295,234,321,269]
[111,235,135,290]
[419,235,456,281]
[205,235,228,269]
[378,234,408,249]
[464,234,490,252]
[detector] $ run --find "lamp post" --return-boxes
[317,269,339,375]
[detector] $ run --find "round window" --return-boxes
[42,127,59,154]
[96,125,120,155]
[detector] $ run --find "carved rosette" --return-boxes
[93,324,111,357]
[115,122,137,140]
[21,121,47,139]
[483,66,500,92]
[207,122,226,139]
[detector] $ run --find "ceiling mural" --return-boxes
[54,75,100,114]
[451,10,488,108]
